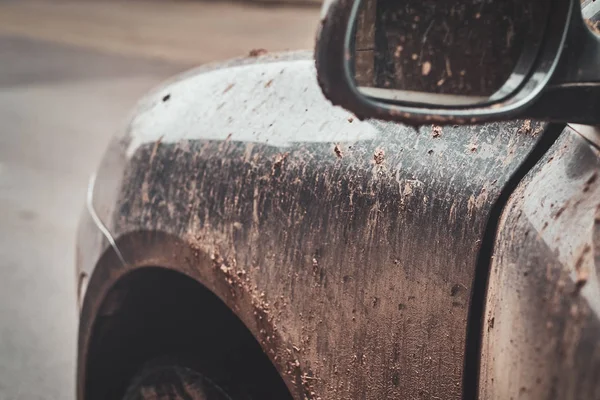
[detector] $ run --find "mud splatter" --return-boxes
[223,83,235,94]
[583,172,597,192]
[334,144,343,159]
[487,316,495,331]
[312,257,319,275]
[272,152,289,176]
[422,61,432,76]
[518,120,532,135]
[573,244,591,294]
[249,48,268,57]
[374,149,385,165]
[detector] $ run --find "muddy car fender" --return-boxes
[76,51,562,399]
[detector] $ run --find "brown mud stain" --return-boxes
[223,83,235,94]
[573,244,591,294]
[517,120,532,135]
[334,144,343,159]
[373,148,385,165]
[249,48,268,57]
[272,152,290,176]
[583,172,597,192]
[554,202,568,219]
[422,61,432,76]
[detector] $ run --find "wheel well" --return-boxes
[84,267,292,400]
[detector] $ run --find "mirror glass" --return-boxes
[350,0,543,106]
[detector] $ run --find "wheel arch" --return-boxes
[78,230,295,400]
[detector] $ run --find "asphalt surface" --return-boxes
[0,1,318,398]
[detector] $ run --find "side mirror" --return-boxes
[316,0,600,125]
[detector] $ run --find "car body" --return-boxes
[76,9,600,400]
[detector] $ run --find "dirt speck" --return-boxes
[532,125,544,136]
[264,79,274,88]
[573,244,591,294]
[334,144,343,158]
[450,283,467,297]
[374,148,385,165]
[575,271,589,293]
[432,125,442,138]
[271,152,289,176]
[347,116,354,123]
[223,83,235,94]
[554,203,567,219]
[312,258,319,276]
[248,48,268,57]
[519,387,527,395]
[162,94,171,102]
[372,297,379,308]
[210,251,224,269]
[583,172,597,192]
[427,149,434,155]
[487,316,495,331]
[469,144,478,152]
[422,61,432,76]
[517,120,533,135]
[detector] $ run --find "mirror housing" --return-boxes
[316,0,600,126]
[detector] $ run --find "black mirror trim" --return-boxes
[316,0,599,126]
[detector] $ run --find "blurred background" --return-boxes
[0,0,319,398]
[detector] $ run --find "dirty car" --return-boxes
[76,1,600,399]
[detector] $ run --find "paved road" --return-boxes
[0,1,318,398]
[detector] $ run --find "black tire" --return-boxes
[123,362,234,400]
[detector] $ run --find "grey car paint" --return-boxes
[76,50,599,399]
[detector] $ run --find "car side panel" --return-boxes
[78,52,544,399]
[480,126,600,399]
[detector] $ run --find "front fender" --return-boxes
[78,51,546,399]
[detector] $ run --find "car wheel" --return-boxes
[123,361,235,400]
